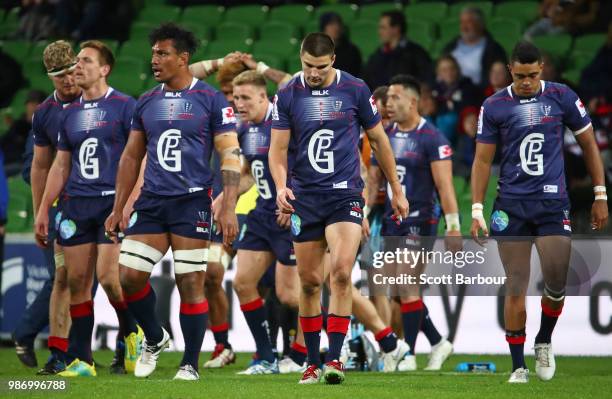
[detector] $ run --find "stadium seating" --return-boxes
[449,1,494,19]
[136,5,181,24]
[259,21,299,41]
[180,5,225,27]
[359,3,403,20]
[268,4,313,28]
[252,39,297,58]
[0,7,19,39]
[119,40,153,60]
[215,22,253,42]
[404,2,448,22]
[532,34,573,60]
[1,40,32,60]
[129,21,156,42]
[574,33,606,53]
[205,40,252,59]
[224,5,269,28]
[494,1,539,25]
[109,57,147,97]
[6,177,33,233]
[314,4,358,25]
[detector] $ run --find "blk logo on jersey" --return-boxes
[519,133,544,176]
[308,129,334,174]
[157,128,182,172]
[79,137,99,179]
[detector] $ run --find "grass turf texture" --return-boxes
[0,349,610,399]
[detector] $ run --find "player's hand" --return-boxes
[240,53,257,70]
[104,211,123,243]
[361,216,371,241]
[390,187,409,222]
[445,229,463,253]
[121,205,133,231]
[591,199,609,230]
[34,210,49,248]
[224,51,242,65]
[212,193,224,223]
[470,217,489,246]
[276,187,295,214]
[276,209,291,228]
[217,208,238,247]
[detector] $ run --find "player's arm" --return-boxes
[121,154,146,227]
[241,54,292,85]
[238,156,255,195]
[269,128,294,213]
[189,51,241,80]
[470,142,496,242]
[31,144,54,217]
[431,160,460,233]
[34,150,71,247]
[365,123,408,219]
[214,132,241,245]
[105,130,146,238]
[366,164,383,208]
[574,126,608,230]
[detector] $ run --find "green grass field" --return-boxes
[0,349,610,399]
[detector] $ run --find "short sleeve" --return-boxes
[560,86,592,135]
[130,96,146,132]
[425,130,453,162]
[475,101,498,144]
[31,110,51,147]
[122,97,137,134]
[356,83,381,130]
[271,91,291,130]
[56,113,70,151]
[211,91,236,135]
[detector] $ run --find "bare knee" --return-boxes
[233,274,256,299]
[276,286,299,308]
[54,268,69,291]
[176,271,205,302]
[330,267,351,289]
[205,263,224,292]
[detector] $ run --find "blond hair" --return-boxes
[43,40,76,74]
[232,70,267,88]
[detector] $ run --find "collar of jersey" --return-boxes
[299,70,341,88]
[506,80,546,101]
[161,77,198,92]
[79,87,114,104]
[392,117,426,133]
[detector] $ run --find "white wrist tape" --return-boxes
[471,203,487,229]
[445,213,460,232]
[595,194,608,201]
[594,186,607,194]
[363,205,371,219]
[256,61,270,75]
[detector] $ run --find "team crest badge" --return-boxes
[333,100,342,111]
[491,210,509,232]
[128,212,138,228]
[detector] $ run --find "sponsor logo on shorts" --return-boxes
[333,181,347,189]
[290,214,301,236]
[128,212,138,228]
[59,219,77,240]
[350,201,363,219]
[405,226,421,246]
[239,223,247,241]
[563,210,572,232]
[196,210,210,234]
[55,211,63,231]
[491,210,509,232]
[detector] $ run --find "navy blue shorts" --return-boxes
[234,210,296,266]
[289,192,364,243]
[490,197,572,237]
[56,196,114,246]
[381,216,439,252]
[125,190,212,241]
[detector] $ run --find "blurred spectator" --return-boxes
[320,12,362,77]
[524,0,599,39]
[363,10,433,90]
[1,90,46,176]
[578,21,612,104]
[483,61,511,97]
[55,0,134,41]
[0,48,26,108]
[442,6,507,89]
[15,0,56,40]
[372,85,390,129]
[540,52,573,88]
[431,55,481,144]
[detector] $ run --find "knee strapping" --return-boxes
[208,245,231,269]
[119,239,164,273]
[173,248,208,274]
[54,250,65,269]
[544,285,565,302]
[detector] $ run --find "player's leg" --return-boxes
[390,299,403,339]
[371,296,391,326]
[96,241,141,374]
[168,233,208,380]
[323,221,361,382]
[203,245,234,368]
[397,254,425,371]
[533,235,571,381]
[234,249,277,372]
[61,242,97,372]
[119,233,169,377]
[498,240,532,383]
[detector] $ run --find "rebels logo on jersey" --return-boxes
[478,81,592,199]
[272,70,380,194]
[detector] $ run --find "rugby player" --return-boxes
[35,40,142,377]
[104,23,240,381]
[269,33,409,384]
[471,41,608,383]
